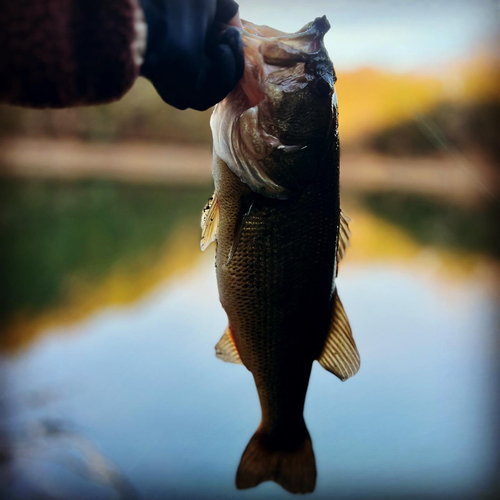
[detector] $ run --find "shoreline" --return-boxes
[0,137,496,205]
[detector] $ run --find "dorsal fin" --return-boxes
[201,193,220,251]
[336,210,351,276]
[317,290,360,381]
[215,326,243,365]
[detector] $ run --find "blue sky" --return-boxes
[238,0,499,72]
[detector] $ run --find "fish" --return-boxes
[201,16,360,494]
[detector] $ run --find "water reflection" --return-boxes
[0,179,498,499]
[361,192,500,259]
[0,179,212,351]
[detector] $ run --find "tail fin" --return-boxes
[236,427,316,494]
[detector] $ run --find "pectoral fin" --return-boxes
[336,210,351,277]
[200,193,220,251]
[317,290,360,381]
[215,326,243,365]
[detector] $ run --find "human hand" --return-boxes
[140,0,244,111]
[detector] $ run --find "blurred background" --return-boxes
[0,0,499,498]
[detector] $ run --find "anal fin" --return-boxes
[317,290,360,381]
[215,326,243,365]
[200,193,220,251]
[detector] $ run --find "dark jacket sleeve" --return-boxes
[0,0,144,108]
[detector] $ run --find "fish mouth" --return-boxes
[239,16,331,106]
[242,16,330,54]
[211,17,334,199]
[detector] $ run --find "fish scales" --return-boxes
[215,148,339,428]
[201,16,360,494]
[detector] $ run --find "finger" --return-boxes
[219,26,245,83]
[228,12,243,28]
[216,0,239,24]
[190,28,244,111]
[190,45,235,111]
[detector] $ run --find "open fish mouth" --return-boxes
[239,16,332,106]
[211,16,336,199]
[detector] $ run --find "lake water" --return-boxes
[0,179,498,499]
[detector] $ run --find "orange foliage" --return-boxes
[335,52,500,144]
[336,68,444,143]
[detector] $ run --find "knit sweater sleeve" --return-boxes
[0,0,146,108]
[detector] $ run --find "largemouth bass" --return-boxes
[201,16,360,494]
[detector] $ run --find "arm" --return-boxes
[0,0,243,110]
[0,0,145,107]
